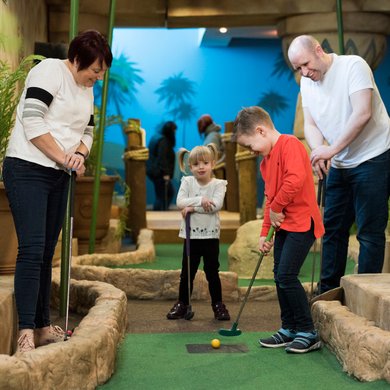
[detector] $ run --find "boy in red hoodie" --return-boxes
[233,106,324,353]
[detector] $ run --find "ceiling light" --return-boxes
[219,27,228,34]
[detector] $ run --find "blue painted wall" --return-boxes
[99,29,390,205]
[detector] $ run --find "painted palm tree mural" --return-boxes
[271,51,294,81]
[257,90,289,118]
[94,53,144,144]
[257,51,293,127]
[155,72,197,147]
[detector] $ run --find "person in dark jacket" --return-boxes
[147,121,177,210]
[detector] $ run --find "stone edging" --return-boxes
[73,229,155,266]
[68,264,309,302]
[312,300,390,383]
[0,273,127,390]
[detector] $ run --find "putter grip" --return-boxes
[265,226,275,242]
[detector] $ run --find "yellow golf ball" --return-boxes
[211,338,221,349]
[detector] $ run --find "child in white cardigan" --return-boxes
[167,143,230,321]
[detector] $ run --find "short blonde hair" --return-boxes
[232,106,274,141]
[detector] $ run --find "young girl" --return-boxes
[233,106,324,353]
[166,143,230,321]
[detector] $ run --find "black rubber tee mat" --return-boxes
[186,343,249,353]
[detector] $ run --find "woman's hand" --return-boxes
[75,164,86,176]
[63,152,86,176]
[64,152,84,170]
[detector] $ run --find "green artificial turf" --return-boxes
[98,332,389,390]
[109,243,356,287]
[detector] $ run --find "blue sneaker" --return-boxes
[285,331,321,353]
[259,328,296,348]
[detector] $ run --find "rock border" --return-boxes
[68,263,309,302]
[73,229,155,267]
[0,273,127,390]
[312,300,390,383]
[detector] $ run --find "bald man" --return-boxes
[288,35,390,293]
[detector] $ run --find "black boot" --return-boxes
[212,302,230,321]
[167,301,188,320]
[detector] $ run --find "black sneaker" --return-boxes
[212,302,230,321]
[166,301,188,320]
[285,331,321,353]
[259,329,296,348]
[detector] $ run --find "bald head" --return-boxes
[288,35,320,60]
[287,35,332,82]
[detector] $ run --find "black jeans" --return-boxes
[273,222,315,332]
[178,238,222,305]
[3,157,69,329]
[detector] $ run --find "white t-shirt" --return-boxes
[177,176,227,239]
[301,54,390,168]
[6,58,94,169]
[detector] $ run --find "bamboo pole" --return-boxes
[336,0,345,55]
[89,0,116,253]
[60,0,79,318]
[224,122,239,212]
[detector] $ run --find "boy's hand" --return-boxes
[201,197,215,212]
[270,209,285,228]
[181,206,194,218]
[259,235,274,255]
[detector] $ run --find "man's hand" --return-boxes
[312,159,329,180]
[310,145,335,166]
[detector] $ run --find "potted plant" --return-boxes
[72,107,122,254]
[0,54,43,274]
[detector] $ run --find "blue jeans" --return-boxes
[320,149,390,293]
[273,223,315,332]
[3,157,70,329]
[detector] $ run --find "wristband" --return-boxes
[75,151,86,159]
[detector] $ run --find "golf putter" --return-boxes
[310,175,330,305]
[219,226,275,336]
[310,178,324,299]
[317,175,326,295]
[184,213,195,320]
[64,171,76,340]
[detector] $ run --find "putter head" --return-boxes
[184,306,195,320]
[218,322,242,337]
[64,329,73,341]
[184,311,195,320]
[310,286,344,306]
